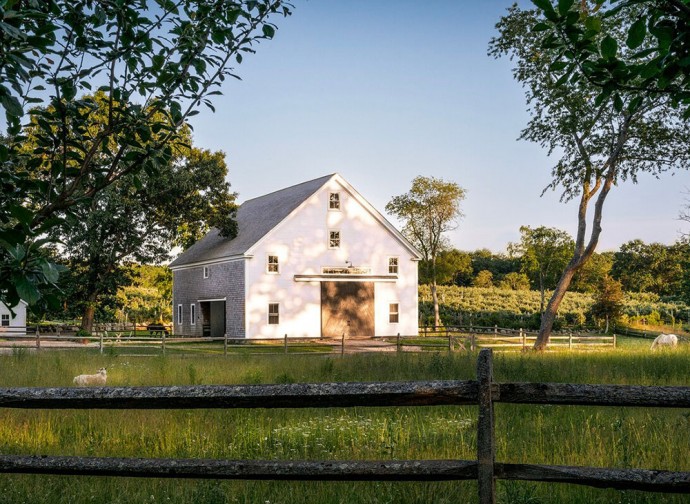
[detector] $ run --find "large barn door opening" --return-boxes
[321,281,374,337]
[200,300,226,338]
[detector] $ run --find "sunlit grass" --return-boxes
[0,344,688,503]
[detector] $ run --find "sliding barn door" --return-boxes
[321,281,375,337]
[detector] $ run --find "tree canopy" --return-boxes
[0,0,291,310]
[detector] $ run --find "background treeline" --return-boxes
[418,238,690,329]
[423,239,690,301]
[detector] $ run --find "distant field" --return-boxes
[0,346,688,503]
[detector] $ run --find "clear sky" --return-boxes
[188,0,690,253]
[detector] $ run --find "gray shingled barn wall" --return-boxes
[172,260,246,337]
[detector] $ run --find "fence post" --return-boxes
[494,324,498,336]
[470,333,476,352]
[35,326,40,351]
[397,332,401,352]
[99,332,103,354]
[613,333,617,348]
[520,328,525,349]
[223,333,228,356]
[162,332,166,356]
[477,349,496,504]
[448,333,452,353]
[569,332,573,350]
[341,333,345,356]
[284,334,288,354]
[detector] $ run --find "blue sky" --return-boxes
[188,0,690,253]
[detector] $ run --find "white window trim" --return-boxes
[190,304,196,325]
[177,304,183,325]
[329,192,341,211]
[388,256,399,275]
[328,229,341,249]
[203,266,209,279]
[268,302,280,325]
[266,254,280,274]
[389,302,400,324]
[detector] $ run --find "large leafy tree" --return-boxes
[53,143,236,332]
[590,275,624,333]
[508,226,574,313]
[386,176,466,328]
[419,249,473,286]
[490,3,690,350]
[0,0,291,310]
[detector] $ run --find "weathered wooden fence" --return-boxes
[0,325,615,355]
[0,349,688,503]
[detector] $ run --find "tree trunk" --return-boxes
[431,281,440,330]
[80,291,98,333]
[535,265,579,350]
[605,314,610,334]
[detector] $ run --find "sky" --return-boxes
[188,0,690,254]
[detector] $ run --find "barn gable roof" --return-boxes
[169,173,421,269]
[169,174,334,268]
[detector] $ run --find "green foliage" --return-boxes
[529,0,690,118]
[509,226,574,292]
[472,270,494,288]
[419,248,472,285]
[498,272,531,291]
[0,0,292,310]
[591,275,625,329]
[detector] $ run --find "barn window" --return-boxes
[203,266,209,279]
[190,304,196,325]
[388,257,399,274]
[389,303,399,324]
[1,314,9,327]
[177,304,183,325]
[329,192,340,210]
[329,230,340,248]
[268,303,280,325]
[267,255,279,273]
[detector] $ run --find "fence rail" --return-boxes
[0,325,615,355]
[0,349,688,502]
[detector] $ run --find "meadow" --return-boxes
[0,342,688,504]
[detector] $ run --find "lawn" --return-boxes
[0,342,688,503]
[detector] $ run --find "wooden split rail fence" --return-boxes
[0,349,688,503]
[1,325,615,355]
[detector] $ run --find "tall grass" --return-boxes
[0,345,688,503]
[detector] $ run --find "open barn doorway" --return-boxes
[321,281,374,337]
[199,300,226,337]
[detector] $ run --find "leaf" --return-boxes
[626,18,646,49]
[262,24,275,38]
[10,205,33,226]
[557,0,574,16]
[600,35,617,59]
[613,93,623,112]
[584,16,601,33]
[0,93,23,117]
[40,261,61,284]
[15,276,41,305]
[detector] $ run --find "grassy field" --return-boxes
[0,341,688,503]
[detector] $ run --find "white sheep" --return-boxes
[650,333,678,350]
[73,368,107,386]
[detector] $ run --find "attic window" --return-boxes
[1,314,9,327]
[388,257,399,274]
[329,192,340,210]
[267,255,279,273]
[329,230,340,248]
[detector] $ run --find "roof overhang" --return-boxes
[294,274,398,283]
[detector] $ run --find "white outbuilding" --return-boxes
[0,300,27,335]
[170,173,421,338]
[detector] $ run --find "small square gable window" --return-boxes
[267,255,279,273]
[329,230,340,248]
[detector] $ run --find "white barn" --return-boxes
[0,301,27,335]
[170,174,420,339]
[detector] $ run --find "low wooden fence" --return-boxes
[0,349,687,502]
[419,325,616,349]
[0,325,615,355]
